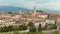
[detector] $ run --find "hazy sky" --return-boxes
[0,0,60,10]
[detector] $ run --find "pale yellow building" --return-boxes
[56,18,60,23]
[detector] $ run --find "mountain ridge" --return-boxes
[0,6,29,12]
[0,6,59,14]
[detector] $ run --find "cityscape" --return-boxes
[0,0,60,34]
[0,6,59,34]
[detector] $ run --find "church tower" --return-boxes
[33,5,37,14]
[29,5,37,13]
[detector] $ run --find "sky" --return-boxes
[0,0,60,13]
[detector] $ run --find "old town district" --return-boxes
[0,7,60,32]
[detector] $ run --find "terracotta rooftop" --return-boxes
[32,19,45,23]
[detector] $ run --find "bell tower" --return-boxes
[33,5,37,13]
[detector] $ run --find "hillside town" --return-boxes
[0,6,60,34]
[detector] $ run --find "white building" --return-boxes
[32,19,46,27]
[45,19,55,24]
[38,14,48,19]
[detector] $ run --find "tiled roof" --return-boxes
[32,19,45,23]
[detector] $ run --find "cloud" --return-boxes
[0,0,60,10]
[37,1,60,10]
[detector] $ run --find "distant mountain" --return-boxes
[39,8,60,14]
[0,6,60,14]
[0,6,29,12]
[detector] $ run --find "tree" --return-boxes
[30,27,36,32]
[42,23,47,30]
[28,22,36,32]
[38,24,42,31]
[51,24,57,29]
[27,22,34,27]
[13,27,19,31]
[8,12,13,14]
[39,10,43,12]
[54,24,57,29]
[19,24,27,31]
[2,26,8,32]
[7,26,13,31]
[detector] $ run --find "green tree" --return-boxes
[8,12,13,14]
[28,22,34,27]
[2,26,8,32]
[19,24,27,31]
[30,27,36,32]
[52,24,57,29]
[42,23,47,30]
[13,27,19,31]
[38,24,42,31]
[7,26,13,31]
[49,24,57,30]
[28,22,36,32]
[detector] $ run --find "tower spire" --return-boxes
[33,5,37,13]
[34,5,36,10]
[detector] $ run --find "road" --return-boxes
[42,29,59,34]
[1,29,60,34]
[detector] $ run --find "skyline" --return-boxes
[0,0,60,13]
